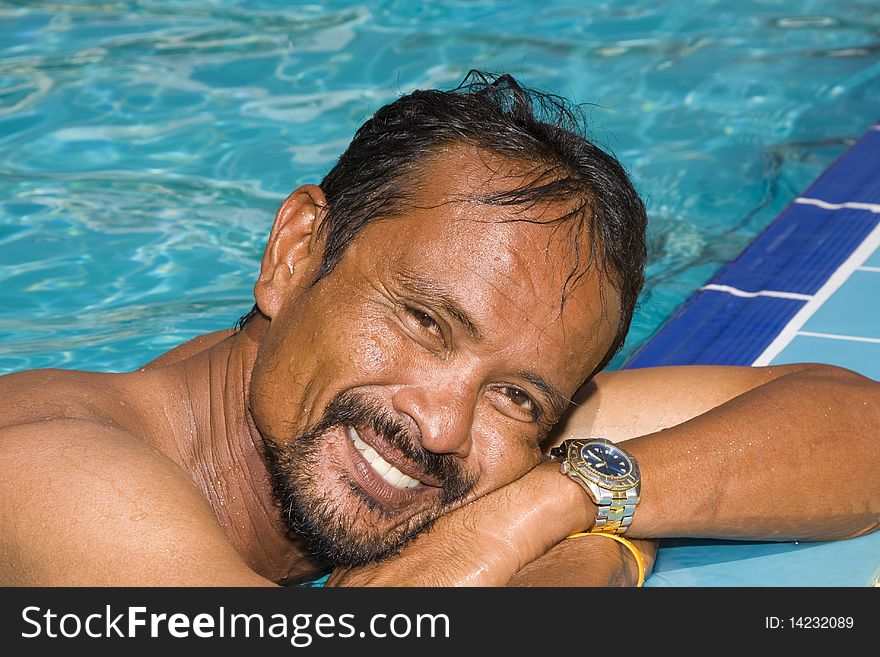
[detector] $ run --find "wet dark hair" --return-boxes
[239,71,646,374]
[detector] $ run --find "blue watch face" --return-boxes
[580,443,632,477]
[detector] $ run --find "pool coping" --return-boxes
[626,121,880,369]
[628,120,880,586]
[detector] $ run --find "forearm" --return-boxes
[624,366,880,541]
[327,463,658,587]
[326,462,595,587]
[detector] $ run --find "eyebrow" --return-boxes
[396,269,572,422]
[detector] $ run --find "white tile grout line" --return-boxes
[797,331,880,345]
[753,220,880,366]
[795,197,880,213]
[858,266,880,273]
[700,284,812,301]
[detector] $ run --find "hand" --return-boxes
[507,534,658,587]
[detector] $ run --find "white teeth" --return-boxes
[384,465,404,486]
[347,425,423,489]
[371,459,393,477]
[347,426,368,451]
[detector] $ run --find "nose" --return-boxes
[391,383,476,458]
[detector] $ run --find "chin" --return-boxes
[279,471,443,569]
[262,431,439,568]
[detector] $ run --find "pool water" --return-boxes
[2,0,879,373]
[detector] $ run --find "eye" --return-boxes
[406,305,443,337]
[494,385,540,421]
[396,302,447,352]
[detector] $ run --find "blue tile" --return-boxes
[803,128,880,205]
[770,334,880,381]
[801,271,880,339]
[629,125,880,374]
[626,291,804,368]
[710,204,878,295]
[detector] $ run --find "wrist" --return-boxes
[530,461,599,538]
[506,529,631,587]
[565,531,646,586]
[548,437,641,536]
[470,462,599,576]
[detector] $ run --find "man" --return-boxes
[0,73,877,587]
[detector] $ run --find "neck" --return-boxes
[155,318,323,584]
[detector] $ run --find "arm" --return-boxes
[505,363,832,586]
[585,363,880,541]
[0,419,276,586]
[512,363,879,585]
[329,363,880,586]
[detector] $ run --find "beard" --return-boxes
[262,389,477,569]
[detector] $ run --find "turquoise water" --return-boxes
[2,0,879,373]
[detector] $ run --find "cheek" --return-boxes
[468,423,543,496]
[252,295,420,433]
[333,295,435,383]
[248,304,335,436]
[347,328,394,374]
[248,339,296,441]
[306,283,401,374]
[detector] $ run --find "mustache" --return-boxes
[307,389,475,506]
[262,388,480,568]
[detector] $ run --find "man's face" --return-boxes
[249,148,621,567]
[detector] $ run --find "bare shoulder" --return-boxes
[140,329,234,369]
[0,368,139,429]
[0,417,272,585]
[0,367,180,455]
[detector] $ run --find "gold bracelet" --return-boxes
[566,531,646,587]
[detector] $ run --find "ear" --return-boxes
[254,184,328,319]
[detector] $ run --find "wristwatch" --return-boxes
[548,438,641,535]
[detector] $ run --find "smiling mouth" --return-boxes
[346,425,423,490]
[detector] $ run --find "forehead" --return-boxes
[339,146,621,382]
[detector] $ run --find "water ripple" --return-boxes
[1,0,879,373]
